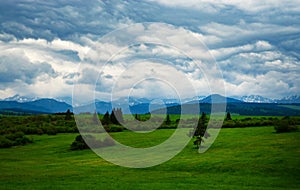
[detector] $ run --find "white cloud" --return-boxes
[225,70,300,99]
[0,37,90,98]
[108,60,200,100]
[148,0,300,13]
[211,41,274,61]
[218,47,300,98]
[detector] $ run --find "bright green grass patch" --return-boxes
[110,129,176,148]
[230,115,282,120]
[0,127,299,190]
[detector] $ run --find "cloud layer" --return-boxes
[0,0,299,100]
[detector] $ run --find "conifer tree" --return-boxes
[102,111,110,125]
[165,114,171,125]
[65,109,72,120]
[226,112,232,120]
[92,111,99,124]
[110,109,119,125]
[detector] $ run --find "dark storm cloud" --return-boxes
[1,0,299,53]
[0,54,56,84]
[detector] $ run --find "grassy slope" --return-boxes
[0,127,299,190]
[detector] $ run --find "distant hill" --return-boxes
[0,108,50,115]
[24,99,72,113]
[0,99,72,114]
[152,94,300,116]
[276,95,300,104]
[0,101,49,113]
[74,101,112,114]
[200,94,242,103]
[152,102,300,116]
[185,94,241,104]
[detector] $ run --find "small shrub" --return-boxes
[70,135,89,150]
[71,134,100,150]
[274,119,298,133]
[5,131,25,141]
[0,132,32,148]
[222,120,235,128]
[0,136,13,148]
[241,117,252,121]
[104,125,123,132]
[70,140,87,150]
[14,135,32,145]
[70,134,115,150]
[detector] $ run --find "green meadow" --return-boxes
[0,126,299,190]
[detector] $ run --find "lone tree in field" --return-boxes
[193,136,204,149]
[226,112,232,120]
[194,119,210,138]
[190,115,210,148]
[200,112,207,123]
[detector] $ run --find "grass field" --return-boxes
[0,126,299,190]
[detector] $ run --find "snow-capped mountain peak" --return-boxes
[239,95,275,103]
[3,94,39,103]
[277,95,300,103]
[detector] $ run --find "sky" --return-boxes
[0,0,299,102]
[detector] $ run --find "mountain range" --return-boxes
[0,94,300,115]
[0,98,72,114]
[4,94,300,104]
[236,95,300,104]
